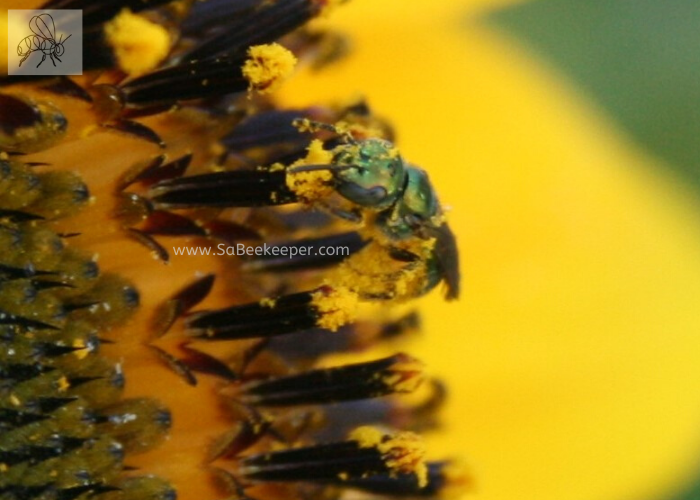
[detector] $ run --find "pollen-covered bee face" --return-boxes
[332,138,406,210]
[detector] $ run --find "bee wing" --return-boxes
[30,14,56,40]
[428,223,461,301]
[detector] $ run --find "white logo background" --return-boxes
[7,10,82,76]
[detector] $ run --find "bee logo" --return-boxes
[17,13,72,68]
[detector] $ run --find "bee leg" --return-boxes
[37,54,46,68]
[242,231,368,273]
[316,200,364,223]
[292,118,354,142]
[350,262,424,301]
[19,52,31,67]
[386,246,420,263]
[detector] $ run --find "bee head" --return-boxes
[331,138,406,210]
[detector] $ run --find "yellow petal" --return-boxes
[281,1,700,499]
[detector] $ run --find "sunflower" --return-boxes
[0,1,469,500]
[4,2,700,500]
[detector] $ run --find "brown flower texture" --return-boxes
[0,2,467,500]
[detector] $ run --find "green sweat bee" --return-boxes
[149,119,460,301]
[284,120,460,300]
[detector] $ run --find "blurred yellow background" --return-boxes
[280,1,700,500]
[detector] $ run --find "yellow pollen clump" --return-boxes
[286,139,335,201]
[292,118,316,134]
[350,425,386,449]
[304,138,335,165]
[381,433,428,487]
[329,240,429,301]
[56,376,70,392]
[259,297,277,308]
[421,236,437,253]
[334,120,385,140]
[383,357,425,393]
[350,426,428,486]
[242,43,297,95]
[104,9,171,77]
[311,286,359,331]
[431,212,448,227]
[72,338,89,359]
[268,162,286,172]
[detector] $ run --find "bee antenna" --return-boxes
[292,118,357,143]
[287,164,353,174]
